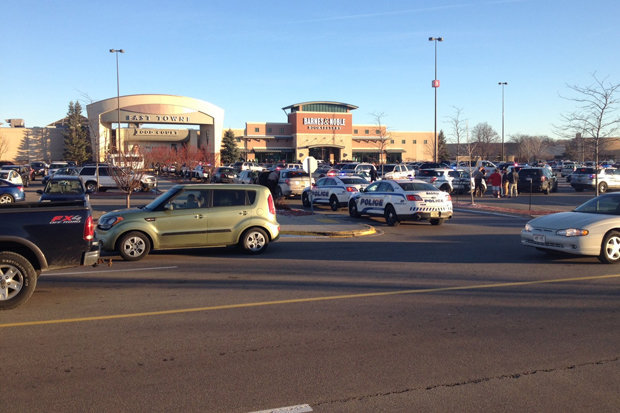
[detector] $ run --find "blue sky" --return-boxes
[1,0,618,141]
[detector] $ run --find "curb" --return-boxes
[281,224,377,237]
[454,202,564,218]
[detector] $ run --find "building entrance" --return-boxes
[309,147,341,164]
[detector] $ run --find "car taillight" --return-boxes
[346,186,358,192]
[267,193,276,215]
[84,215,94,241]
[430,177,437,183]
[17,186,24,192]
[541,176,546,181]
[407,194,423,201]
[285,179,290,185]
[447,194,452,202]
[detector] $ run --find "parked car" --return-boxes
[47,161,69,176]
[233,161,264,172]
[521,192,620,263]
[336,162,376,177]
[234,169,261,184]
[42,166,82,187]
[79,164,157,192]
[192,164,211,182]
[37,176,90,203]
[30,161,48,179]
[302,176,370,210]
[277,169,312,198]
[561,162,579,177]
[0,169,24,186]
[96,184,280,261]
[415,168,472,194]
[211,167,238,183]
[377,164,413,180]
[570,167,620,193]
[517,167,558,194]
[0,179,26,203]
[348,179,453,226]
[3,164,32,187]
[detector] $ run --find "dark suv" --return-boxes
[517,167,558,194]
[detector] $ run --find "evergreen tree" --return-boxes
[220,129,240,164]
[63,101,91,164]
[437,130,450,162]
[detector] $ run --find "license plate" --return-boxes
[430,211,439,218]
[533,234,545,243]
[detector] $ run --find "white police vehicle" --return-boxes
[302,176,370,211]
[348,179,453,226]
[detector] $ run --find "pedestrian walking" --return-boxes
[502,170,510,197]
[473,167,485,197]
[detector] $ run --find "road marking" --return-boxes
[250,404,313,413]
[47,266,178,276]
[1,273,618,329]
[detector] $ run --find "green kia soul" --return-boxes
[96,184,280,261]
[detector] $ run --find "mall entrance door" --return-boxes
[309,147,341,165]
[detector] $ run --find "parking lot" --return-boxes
[2,176,619,412]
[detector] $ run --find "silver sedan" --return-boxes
[521,193,620,263]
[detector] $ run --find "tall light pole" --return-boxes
[429,37,443,163]
[498,81,508,162]
[109,49,124,157]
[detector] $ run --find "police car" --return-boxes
[302,176,370,211]
[348,179,453,226]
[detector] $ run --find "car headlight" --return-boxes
[97,216,123,230]
[524,223,533,232]
[556,228,589,237]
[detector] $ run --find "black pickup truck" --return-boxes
[0,201,100,309]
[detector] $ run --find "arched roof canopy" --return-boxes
[282,101,358,114]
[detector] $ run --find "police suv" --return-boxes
[302,176,369,211]
[348,179,453,226]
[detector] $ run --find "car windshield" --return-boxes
[143,186,183,210]
[574,195,620,215]
[519,169,542,177]
[398,182,439,191]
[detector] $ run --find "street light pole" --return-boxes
[109,49,124,158]
[429,37,443,163]
[498,81,508,162]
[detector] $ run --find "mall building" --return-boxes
[1,96,436,164]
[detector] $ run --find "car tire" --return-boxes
[384,205,400,226]
[118,231,151,261]
[302,192,311,207]
[598,182,608,193]
[240,227,269,254]
[0,251,37,310]
[85,181,98,193]
[430,218,445,225]
[349,200,360,218]
[329,195,339,211]
[598,231,620,264]
[275,186,282,199]
[0,194,14,204]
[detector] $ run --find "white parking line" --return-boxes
[47,266,178,276]
[250,404,313,413]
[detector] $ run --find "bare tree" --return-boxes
[447,107,467,163]
[108,146,148,208]
[370,112,391,166]
[510,134,554,163]
[471,122,499,160]
[558,73,620,196]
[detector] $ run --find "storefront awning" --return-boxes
[352,148,380,153]
[252,147,294,153]
[385,148,405,153]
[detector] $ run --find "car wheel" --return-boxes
[430,218,445,225]
[302,192,311,207]
[0,251,37,310]
[85,181,98,193]
[329,195,339,211]
[0,194,14,204]
[349,200,360,218]
[118,231,151,261]
[275,186,282,199]
[240,227,269,254]
[598,182,608,193]
[384,205,400,226]
[598,231,620,264]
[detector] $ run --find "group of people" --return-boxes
[473,167,519,198]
